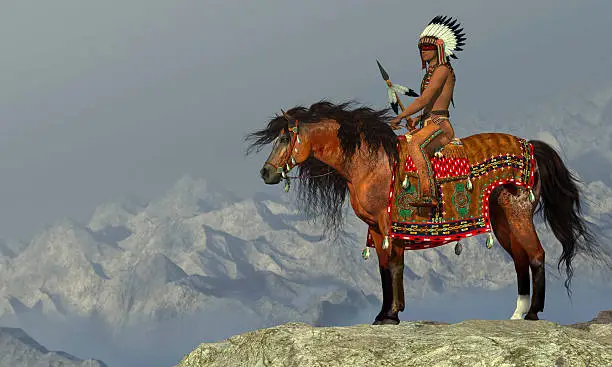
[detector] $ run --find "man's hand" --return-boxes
[389,115,404,130]
[405,116,416,130]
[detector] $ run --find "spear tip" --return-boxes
[376,59,390,81]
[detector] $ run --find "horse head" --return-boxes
[259,110,311,185]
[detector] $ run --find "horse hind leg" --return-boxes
[504,190,545,320]
[490,193,531,320]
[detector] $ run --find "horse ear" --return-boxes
[281,109,297,124]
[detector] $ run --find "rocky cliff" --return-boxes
[176,310,612,367]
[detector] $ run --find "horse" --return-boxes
[246,100,606,325]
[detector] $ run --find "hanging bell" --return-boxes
[402,175,410,189]
[362,247,370,260]
[382,236,390,250]
[291,156,296,166]
[281,171,286,179]
[466,177,473,191]
[454,242,463,256]
[284,179,291,192]
[528,189,535,203]
[486,232,494,249]
[296,135,301,144]
[286,163,291,172]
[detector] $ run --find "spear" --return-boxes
[376,59,418,114]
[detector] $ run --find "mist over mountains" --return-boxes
[0,87,611,366]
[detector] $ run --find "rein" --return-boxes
[284,170,335,180]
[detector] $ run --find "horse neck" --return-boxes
[304,122,347,177]
[305,121,386,183]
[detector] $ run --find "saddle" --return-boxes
[401,136,470,185]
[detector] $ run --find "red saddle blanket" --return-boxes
[366,134,535,250]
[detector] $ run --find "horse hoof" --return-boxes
[524,313,539,320]
[372,318,400,325]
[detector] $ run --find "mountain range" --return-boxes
[0,86,611,366]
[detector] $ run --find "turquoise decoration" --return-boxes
[486,232,494,249]
[362,247,370,260]
[452,182,470,218]
[382,236,390,250]
[396,183,417,220]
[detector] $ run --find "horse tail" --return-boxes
[529,139,606,296]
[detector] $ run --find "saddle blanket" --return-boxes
[366,134,535,250]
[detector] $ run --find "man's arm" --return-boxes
[397,66,449,118]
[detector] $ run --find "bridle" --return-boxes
[266,110,334,192]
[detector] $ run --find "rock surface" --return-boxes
[177,314,612,367]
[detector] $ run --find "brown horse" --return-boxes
[246,101,607,325]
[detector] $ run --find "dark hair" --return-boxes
[246,100,398,238]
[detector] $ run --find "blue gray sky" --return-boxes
[0,0,611,240]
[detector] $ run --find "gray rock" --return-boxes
[568,310,612,331]
[176,319,612,367]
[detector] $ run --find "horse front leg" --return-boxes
[370,228,404,325]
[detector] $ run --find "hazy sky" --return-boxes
[1,0,611,240]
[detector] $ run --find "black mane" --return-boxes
[246,100,398,237]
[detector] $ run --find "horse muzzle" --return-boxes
[260,164,282,184]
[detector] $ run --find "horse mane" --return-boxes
[246,100,398,237]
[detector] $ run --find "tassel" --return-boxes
[296,135,301,144]
[291,156,296,166]
[382,236,390,250]
[486,232,494,249]
[362,247,370,260]
[281,171,286,178]
[402,175,410,189]
[466,177,473,191]
[286,163,291,172]
[529,190,535,203]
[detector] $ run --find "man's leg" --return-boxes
[406,121,453,207]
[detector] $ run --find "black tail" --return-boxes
[529,140,607,297]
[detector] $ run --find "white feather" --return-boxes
[387,88,396,104]
[420,24,436,38]
[437,26,453,42]
[434,22,450,37]
[428,23,443,38]
[392,84,409,94]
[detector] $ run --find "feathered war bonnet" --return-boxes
[418,16,466,69]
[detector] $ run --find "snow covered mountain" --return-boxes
[0,327,106,367]
[0,174,609,328]
[0,86,610,366]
